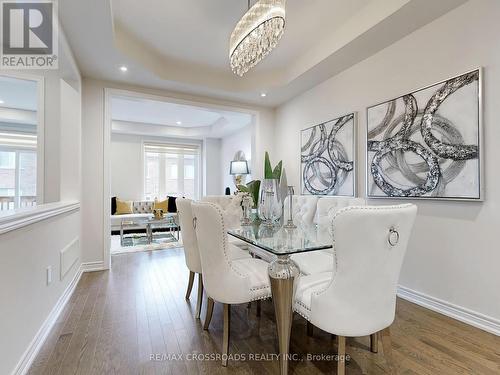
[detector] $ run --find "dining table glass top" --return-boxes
[228,222,332,256]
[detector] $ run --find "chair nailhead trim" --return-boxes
[293,301,312,321]
[250,285,271,291]
[295,300,311,312]
[202,202,248,279]
[197,202,273,302]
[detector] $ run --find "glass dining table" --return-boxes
[228,222,333,375]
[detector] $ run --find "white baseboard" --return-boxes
[397,285,500,336]
[81,261,106,272]
[11,261,106,375]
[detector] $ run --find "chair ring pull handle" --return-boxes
[388,227,399,246]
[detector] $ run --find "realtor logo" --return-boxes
[1,0,58,69]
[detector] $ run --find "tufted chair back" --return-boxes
[310,204,417,337]
[192,201,257,304]
[176,198,202,274]
[283,195,318,226]
[201,194,244,230]
[315,197,366,227]
[201,195,232,209]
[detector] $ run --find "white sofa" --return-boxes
[110,200,177,233]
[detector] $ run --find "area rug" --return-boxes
[111,232,183,255]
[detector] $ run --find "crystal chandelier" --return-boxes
[229,0,286,77]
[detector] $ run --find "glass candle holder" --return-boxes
[241,193,253,226]
[283,186,297,229]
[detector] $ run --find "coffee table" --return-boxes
[119,215,179,246]
[119,219,138,246]
[141,215,179,244]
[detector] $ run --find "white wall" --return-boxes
[203,138,222,195]
[274,0,500,326]
[0,210,81,375]
[34,31,82,204]
[254,110,275,181]
[110,133,144,200]
[82,78,274,266]
[110,133,216,200]
[0,27,83,375]
[60,79,82,201]
[220,125,253,192]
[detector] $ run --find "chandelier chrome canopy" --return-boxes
[229,0,286,77]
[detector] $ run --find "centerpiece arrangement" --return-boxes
[238,152,289,226]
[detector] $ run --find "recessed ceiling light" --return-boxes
[176,121,182,125]
[0,100,4,104]
[260,92,267,97]
[119,66,128,72]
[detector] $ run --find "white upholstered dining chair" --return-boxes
[282,195,324,274]
[202,194,273,263]
[293,204,417,374]
[283,195,318,227]
[177,198,251,320]
[191,201,272,366]
[176,198,204,319]
[290,196,366,276]
[315,196,366,228]
[201,194,244,230]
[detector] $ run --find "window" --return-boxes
[0,75,40,211]
[0,146,37,210]
[144,143,200,200]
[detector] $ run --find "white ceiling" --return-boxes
[111,0,370,72]
[111,95,252,138]
[59,0,467,107]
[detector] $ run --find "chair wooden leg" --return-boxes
[256,299,261,317]
[306,321,314,337]
[381,327,396,374]
[195,273,203,319]
[185,271,195,299]
[307,321,314,337]
[370,332,379,353]
[337,335,346,375]
[222,304,231,367]
[203,297,214,330]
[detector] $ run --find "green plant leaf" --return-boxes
[237,184,250,193]
[272,161,282,180]
[264,151,273,179]
[246,180,261,208]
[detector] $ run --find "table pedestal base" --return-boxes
[268,255,299,375]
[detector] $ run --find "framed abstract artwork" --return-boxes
[300,113,356,196]
[366,68,482,200]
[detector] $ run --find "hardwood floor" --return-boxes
[28,248,500,374]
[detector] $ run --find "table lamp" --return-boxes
[230,160,249,187]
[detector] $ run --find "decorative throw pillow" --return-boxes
[115,199,133,215]
[167,196,178,212]
[154,199,169,212]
